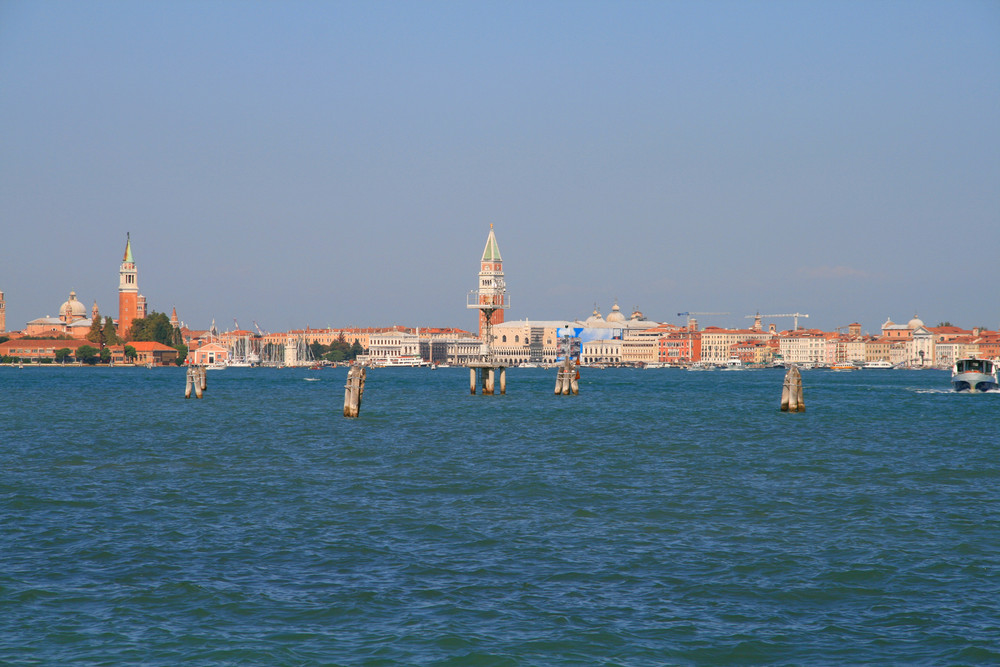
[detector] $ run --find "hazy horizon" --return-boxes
[2,1,998,335]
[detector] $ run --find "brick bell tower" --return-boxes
[118,233,139,338]
[477,224,506,338]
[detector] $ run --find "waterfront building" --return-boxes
[701,327,773,364]
[659,327,700,364]
[108,341,178,366]
[118,234,146,338]
[188,342,228,366]
[581,338,622,365]
[0,338,95,362]
[24,291,98,340]
[777,329,828,366]
[364,331,422,365]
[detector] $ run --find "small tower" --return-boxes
[92,300,100,323]
[170,307,179,328]
[118,233,139,337]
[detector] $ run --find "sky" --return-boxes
[2,0,998,335]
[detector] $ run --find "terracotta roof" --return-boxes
[123,341,177,351]
[0,339,94,352]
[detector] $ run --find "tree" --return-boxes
[323,348,346,362]
[86,318,103,345]
[173,343,188,366]
[100,347,111,364]
[349,340,365,360]
[76,345,99,365]
[102,316,120,346]
[128,312,175,345]
[54,348,72,363]
[124,345,137,363]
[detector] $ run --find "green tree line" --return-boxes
[309,334,366,363]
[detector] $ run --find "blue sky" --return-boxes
[2,1,997,334]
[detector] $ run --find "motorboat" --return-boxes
[687,362,716,371]
[722,357,745,370]
[863,359,893,369]
[830,362,857,371]
[951,358,999,393]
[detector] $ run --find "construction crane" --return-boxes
[253,320,266,336]
[744,312,810,331]
[677,312,729,329]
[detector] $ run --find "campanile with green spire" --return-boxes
[477,224,505,338]
[118,233,139,337]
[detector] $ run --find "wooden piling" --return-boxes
[485,368,495,395]
[185,367,192,399]
[470,368,477,395]
[780,365,805,412]
[555,357,578,396]
[199,365,207,392]
[344,365,366,418]
[499,368,506,395]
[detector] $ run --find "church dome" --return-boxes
[59,291,87,320]
[606,302,626,323]
[882,317,894,329]
[585,307,606,327]
[908,315,924,329]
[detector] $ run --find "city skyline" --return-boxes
[2,2,998,334]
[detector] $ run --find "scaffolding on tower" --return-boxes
[467,278,510,363]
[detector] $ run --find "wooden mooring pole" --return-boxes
[469,364,506,395]
[554,357,579,395]
[344,365,367,418]
[780,365,805,412]
[185,365,204,399]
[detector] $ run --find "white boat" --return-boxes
[951,358,999,393]
[863,359,893,369]
[687,362,716,371]
[722,357,744,371]
[374,356,428,368]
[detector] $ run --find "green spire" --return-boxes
[481,224,502,262]
[123,233,133,263]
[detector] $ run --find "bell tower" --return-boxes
[477,224,506,338]
[118,233,138,337]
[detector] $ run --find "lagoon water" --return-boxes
[2,366,999,665]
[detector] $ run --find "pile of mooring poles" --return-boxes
[780,365,805,412]
[344,364,367,418]
[469,364,506,395]
[185,365,207,399]
[554,357,580,395]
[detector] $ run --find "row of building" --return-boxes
[3,228,996,369]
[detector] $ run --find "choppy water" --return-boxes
[2,366,999,665]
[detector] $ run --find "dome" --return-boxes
[606,302,626,323]
[585,307,606,327]
[59,291,87,320]
[908,315,924,329]
[882,317,894,329]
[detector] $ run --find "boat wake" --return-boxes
[912,387,1000,395]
